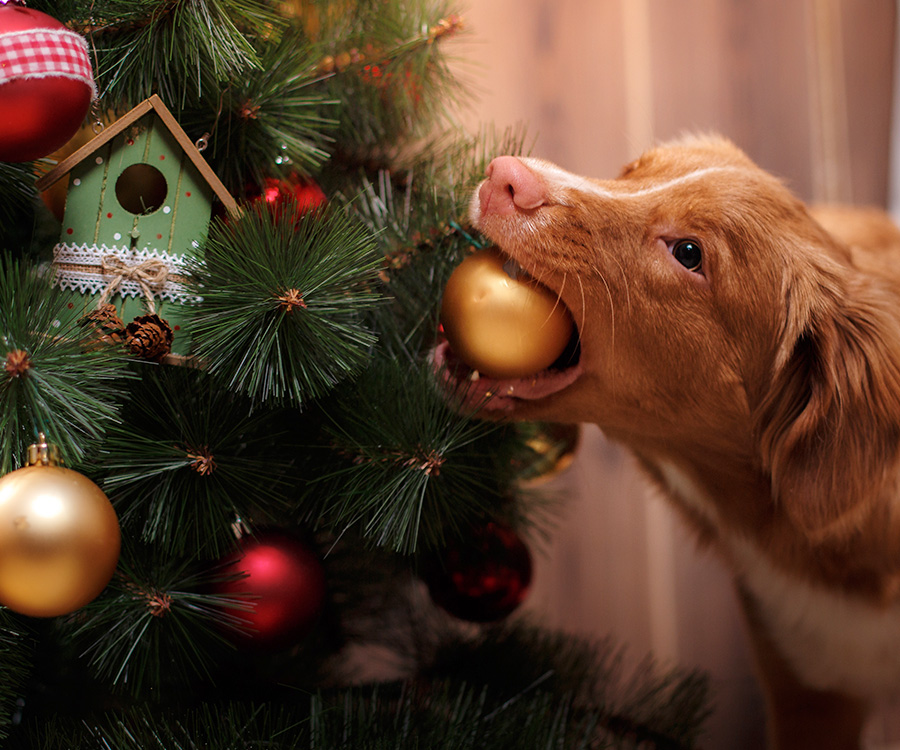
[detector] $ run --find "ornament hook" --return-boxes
[90,98,104,135]
[230,516,250,539]
[27,433,60,466]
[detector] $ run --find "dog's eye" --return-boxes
[671,240,702,272]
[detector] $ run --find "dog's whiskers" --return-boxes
[605,245,632,318]
[544,272,568,330]
[592,269,619,389]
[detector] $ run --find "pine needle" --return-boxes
[337,125,536,361]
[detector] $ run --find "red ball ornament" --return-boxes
[422,521,533,623]
[0,0,96,162]
[246,174,327,219]
[213,530,326,649]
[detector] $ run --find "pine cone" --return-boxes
[79,304,126,347]
[124,314,174,362]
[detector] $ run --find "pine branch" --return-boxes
[308,358,521,554]
[343,165,470,361]
[78,0,277,109]
[58,544,248,699]
[424,622,712,750]
[185,203,383,406]
[191,30,340,194]
[12,611,711,747]
[0,259,133,474]
[8,685,594,749]
[314,0,466,160]
[6,662,704,750]
[100,365,299,556]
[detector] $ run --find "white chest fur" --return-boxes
[733,539,900,698]
[655,459,900,698]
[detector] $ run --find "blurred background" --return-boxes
[448,1,897,748]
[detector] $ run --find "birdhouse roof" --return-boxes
[35,95,238,216]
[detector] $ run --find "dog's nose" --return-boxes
[479,156,548,215]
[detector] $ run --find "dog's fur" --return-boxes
[439,136,900,749]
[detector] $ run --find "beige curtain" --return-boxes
[449,2,896,747]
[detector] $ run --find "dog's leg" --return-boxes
[735,586,868,750]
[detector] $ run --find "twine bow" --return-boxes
[97,254,169,313]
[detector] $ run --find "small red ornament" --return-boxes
[0,0,96,162]
[422,520,533,623]
[213,530,326,649]
[246,174,326,219]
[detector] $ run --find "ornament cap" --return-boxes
[230,515,251,539]
[0,1,28,6]
[27,432,61,467]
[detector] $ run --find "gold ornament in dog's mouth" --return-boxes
[439,247,575,379]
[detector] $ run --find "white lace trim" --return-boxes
[52,243,202,304]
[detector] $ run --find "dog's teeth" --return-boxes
[469,370,481,381]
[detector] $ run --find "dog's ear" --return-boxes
[755,265,900,541]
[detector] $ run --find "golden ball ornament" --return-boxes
[0,436,120,618]
[440,248,575,379]
[519,423,582,486]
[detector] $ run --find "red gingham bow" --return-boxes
[0,28,95,93]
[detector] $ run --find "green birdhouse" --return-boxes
[36,95,238,358]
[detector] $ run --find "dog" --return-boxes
[434,135,900,749]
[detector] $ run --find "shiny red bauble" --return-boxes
[246,175,327,218]
[422,521,533,623]
[214,531,326,649]
[0,2,95,162]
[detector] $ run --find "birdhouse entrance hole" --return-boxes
[115,163,168,215]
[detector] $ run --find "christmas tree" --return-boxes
[0,0,710,746]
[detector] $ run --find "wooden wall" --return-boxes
[447,2,896,748]
[450,0,894,204]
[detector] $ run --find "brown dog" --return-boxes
[435,136,900,749]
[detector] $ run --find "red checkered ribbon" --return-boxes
[0,28,95,93]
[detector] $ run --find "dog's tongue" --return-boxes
[433,340,582,407]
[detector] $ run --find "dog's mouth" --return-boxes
[433,254,583,414]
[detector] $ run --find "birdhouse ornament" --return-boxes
[36,95,238,358]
